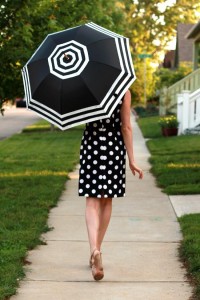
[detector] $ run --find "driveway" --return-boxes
[0,106,41,140]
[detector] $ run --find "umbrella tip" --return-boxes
[64,53,69,60]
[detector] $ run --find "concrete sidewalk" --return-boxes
[11,116,193,300]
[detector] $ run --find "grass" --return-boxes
[137,115,162,138]
[178,214,200,299]
[138,115,200,299]
[146,135,200,195]
[0,121,83,300]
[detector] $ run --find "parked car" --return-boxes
[15,98,26,108]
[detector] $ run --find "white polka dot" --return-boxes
[85,131,88,135]
[85,194,89,197]
[93,123,97,127]
[79,189,83,193]
[114,175,118,179]
[99,175,103,179]
[106,119,110,123]
[109,189,112,194]
[93,160,97,164]
[103,175,106,179]
[117,131,120,136]
[109,141,113,146]
[94,141,98,145]
[109,161,113,165]
[108,180,112,184]
[103,185,107,189]
[116,156,119,160]
[86,184,90,188]
[100,146,107,150]
[94,150,98,155]
[114,194,117,198]
[114,185,117,189]
[100,165,106,170]
[123,183,125,187]
[92,179,96,184]
[115,165,119,169]
[123,174,125,178]
[84,150,87,154]
[80,179,84,183]
[88,145,92,150]
[100,155,107,160]
[119,189,121,193]
[92,189,96,194]
[108,132,112,136]
[87,165,91,169]
[115,118,119,122]
[87,155,91,159]
[86,174,90,178]
[115,146,119,150]
[104,194,108,198]
[80,155,82,159]
[93,131,97,135]
[108,170,112,174]
[81,170,84,174]
[93,170,97,174]
[109,151,114,155]
[80,145,83,149]
[84,140,87,144]
[98,185,102,189]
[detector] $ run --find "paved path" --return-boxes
[0,106,40,140]
[11,116,193,300]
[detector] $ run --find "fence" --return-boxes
[159,68,200,115]
[177,89,200,134]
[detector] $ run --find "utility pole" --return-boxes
[138,53,153,106]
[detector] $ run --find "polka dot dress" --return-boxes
[79,99,126,198]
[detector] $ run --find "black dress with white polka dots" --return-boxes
[78,99,126,198]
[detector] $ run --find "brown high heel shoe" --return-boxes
[90,249,104,281]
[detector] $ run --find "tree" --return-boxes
[0,0,127,105]
[121,0,200,103]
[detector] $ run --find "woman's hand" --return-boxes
[129,161,143,179]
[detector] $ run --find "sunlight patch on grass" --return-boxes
[0,170,68,178]
[167,163,200,169]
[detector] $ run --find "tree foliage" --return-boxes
[0,0,200,105]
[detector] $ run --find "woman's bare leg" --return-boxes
[85,197,101,253]
[97,198,112,250]
[85,197,112,253]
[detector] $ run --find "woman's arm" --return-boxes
[120,90,143,179]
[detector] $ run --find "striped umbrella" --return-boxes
[22,22,136,130]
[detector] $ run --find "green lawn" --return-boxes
[138,116,200,299]
[0,121,83,300]
[137,115,162,138]
[147,135,200,195]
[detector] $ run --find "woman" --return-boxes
[79,90,143,281]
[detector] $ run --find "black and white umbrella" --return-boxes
[22,22,136,130]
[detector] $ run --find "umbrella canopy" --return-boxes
[22,22,136,130]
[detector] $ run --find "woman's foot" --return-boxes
[90,249,104,281]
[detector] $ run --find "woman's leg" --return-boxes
[85,197,101,253]
[85,197,112,252]
[97,198,112,250]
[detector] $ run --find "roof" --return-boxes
[186,20,200,39]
